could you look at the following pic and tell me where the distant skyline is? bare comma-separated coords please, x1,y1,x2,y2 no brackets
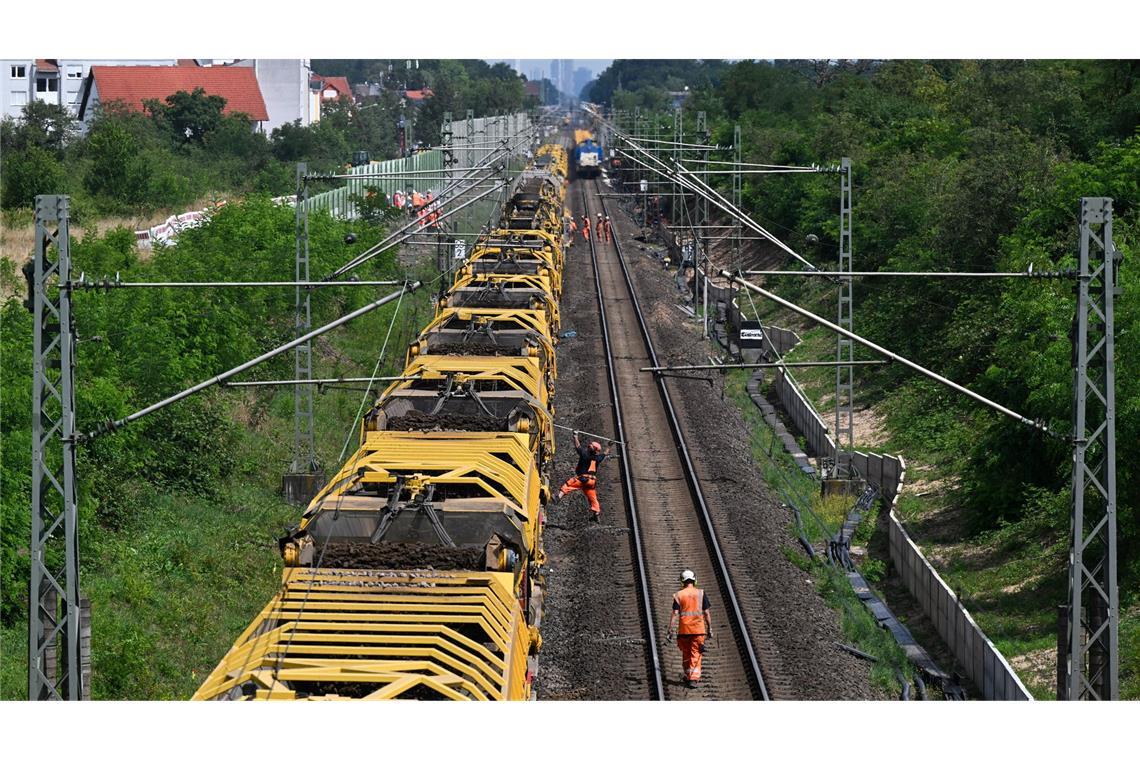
486,59,613,83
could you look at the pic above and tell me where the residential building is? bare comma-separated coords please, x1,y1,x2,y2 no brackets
2,58,177,120
308,72,352,121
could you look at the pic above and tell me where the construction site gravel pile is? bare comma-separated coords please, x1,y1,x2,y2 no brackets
386,409,508,432
608,204,881,699
319,541,486,571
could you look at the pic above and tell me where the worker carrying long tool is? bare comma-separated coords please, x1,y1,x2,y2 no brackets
667,569,713,689
554,430,613,523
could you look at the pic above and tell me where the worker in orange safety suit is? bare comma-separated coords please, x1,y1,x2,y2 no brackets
667,569,713,688
554,431,613,523
596,212,605,241
580,215,591,242
603,215,614,244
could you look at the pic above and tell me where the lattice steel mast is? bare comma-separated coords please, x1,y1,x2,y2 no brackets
30,195,86,700
834,157,854,477
285,163,320,504
1064,197,1119,700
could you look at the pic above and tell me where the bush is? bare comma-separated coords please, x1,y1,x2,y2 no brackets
1,145,69,208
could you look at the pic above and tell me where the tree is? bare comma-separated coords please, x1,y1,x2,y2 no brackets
270,119,319,162
0,145,68,208
84,118,149,207
0,100,76,156
145,88,227,145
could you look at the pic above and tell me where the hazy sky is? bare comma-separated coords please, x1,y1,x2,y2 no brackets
486,59,613,80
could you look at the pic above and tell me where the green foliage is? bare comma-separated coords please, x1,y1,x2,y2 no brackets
3,62,533,214
1,145,69,207
0,199,399,625
0,101,77,156
0,195,419,697
587,60,731,105
618,60,1140,689
664,59,1140,554
145,88,228,145
83,117,149,208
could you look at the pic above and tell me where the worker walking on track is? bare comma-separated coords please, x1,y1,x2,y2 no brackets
581,214,591,242
667,570,713,689
603,215,614,244
554,430,613,523
596,212,605,241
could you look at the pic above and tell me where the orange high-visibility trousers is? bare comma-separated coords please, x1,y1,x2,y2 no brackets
677,634,706,681
581,227,590,241
558,474,600,514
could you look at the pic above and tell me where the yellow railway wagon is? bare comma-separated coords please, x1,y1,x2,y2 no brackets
195,143,567,702
442,271,561,332
367,353,555,464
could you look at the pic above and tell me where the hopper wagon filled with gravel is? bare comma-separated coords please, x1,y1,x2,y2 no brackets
193,144,570,701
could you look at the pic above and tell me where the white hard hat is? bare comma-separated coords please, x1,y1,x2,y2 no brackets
680,569,696,583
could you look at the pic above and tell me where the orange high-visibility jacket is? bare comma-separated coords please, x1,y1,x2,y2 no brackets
673,585,707,635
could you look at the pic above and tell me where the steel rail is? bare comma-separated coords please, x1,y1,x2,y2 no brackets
580,181,665,701
592,180,770,700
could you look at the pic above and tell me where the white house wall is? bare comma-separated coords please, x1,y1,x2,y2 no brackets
1,59,176,120
233,58,311,133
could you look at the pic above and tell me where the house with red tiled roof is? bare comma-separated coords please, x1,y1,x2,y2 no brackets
402,88,433,102
78,65,269,130
311,73,351,101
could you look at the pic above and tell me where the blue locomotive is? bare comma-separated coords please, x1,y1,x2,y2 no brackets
573,132,604,178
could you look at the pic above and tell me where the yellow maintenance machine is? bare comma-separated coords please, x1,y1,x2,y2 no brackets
193,144,569,701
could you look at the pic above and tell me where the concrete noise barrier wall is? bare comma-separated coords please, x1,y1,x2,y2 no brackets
752,322,1032,700
888,513,1032,700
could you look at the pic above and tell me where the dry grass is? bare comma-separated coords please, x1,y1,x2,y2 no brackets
1009,646,1057,696
1,198,228,266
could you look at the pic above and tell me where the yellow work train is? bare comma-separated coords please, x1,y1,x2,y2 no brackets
193,143,570,701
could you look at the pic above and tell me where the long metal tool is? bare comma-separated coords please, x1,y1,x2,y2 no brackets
551,422,626,446
84,283,420,439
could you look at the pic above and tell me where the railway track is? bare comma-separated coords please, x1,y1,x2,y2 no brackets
580,178,769,700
